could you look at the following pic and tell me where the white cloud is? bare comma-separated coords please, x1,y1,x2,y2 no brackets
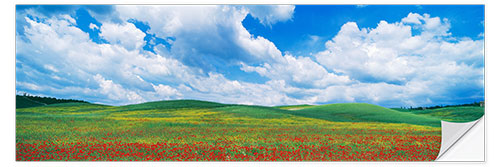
308,35,320,43
93,74,145,102
178,73,318,106
245,5,295,26
16,8,483,107
315,83,404,104
152,84,182,100
241,54,352,88
99,22,146,51
114,5,291,64
235,30,284,63
115,6,226,39
315,21,415,82
315,13,482,83
16,11,312,106
61,14,76,25
16,81,43,91
17,15,191,104
43,64,59,73
89,23,98,30
313,13,483,106
402,13,451,37
401,13,424,24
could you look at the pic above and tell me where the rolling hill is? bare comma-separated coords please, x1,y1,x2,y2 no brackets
392,106,484,122
276,103,442,127
16,97,484,127
16,95,88,109
16,99,445,161
119,99,229,110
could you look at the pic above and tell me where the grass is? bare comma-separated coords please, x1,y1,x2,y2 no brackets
274,104,314,110
392,106,484,122
216,105,293,119
16,95,88,108
15,99,482,161
277,103,442,127
119,99,229,111
16,95,46,108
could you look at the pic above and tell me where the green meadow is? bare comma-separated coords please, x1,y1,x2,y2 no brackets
15,97,483,161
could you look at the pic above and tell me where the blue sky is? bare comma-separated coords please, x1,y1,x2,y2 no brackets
15,5,484,107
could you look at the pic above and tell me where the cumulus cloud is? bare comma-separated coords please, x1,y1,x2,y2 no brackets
152,84,181,98
61,14,76,25
114,5,290,66
100,22,146,50
401,13,424,24
89,23,98,30
315,21,415,83
15,6,483,107
314,13,483,106
245,5,295,26
179,73,318,106
15,8,312,106
93,74,144,102
241,54,352,88
17,14,191,104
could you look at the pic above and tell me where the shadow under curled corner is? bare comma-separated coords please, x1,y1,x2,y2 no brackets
435,116,485,161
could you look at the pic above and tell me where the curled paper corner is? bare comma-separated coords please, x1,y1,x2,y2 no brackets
435,116,485,161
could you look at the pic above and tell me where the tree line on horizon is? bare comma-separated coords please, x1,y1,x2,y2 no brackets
400,101,484,111
16,93,483,110
16,93,88,109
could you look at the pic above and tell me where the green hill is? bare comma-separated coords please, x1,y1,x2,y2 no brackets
16,95,88,109
17,102,111,114
277,103,442,127
118,99,229,111
392,106,484,122
120,101,441,126
18,97,484,127
16,95,46,108
215,105,293,119
274,104,314,110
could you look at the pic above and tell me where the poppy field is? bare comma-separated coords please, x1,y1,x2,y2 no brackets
15,100,448,161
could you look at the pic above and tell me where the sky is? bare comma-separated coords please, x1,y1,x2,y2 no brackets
15,5,484,107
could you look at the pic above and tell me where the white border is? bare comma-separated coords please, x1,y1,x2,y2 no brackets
3,0,498,166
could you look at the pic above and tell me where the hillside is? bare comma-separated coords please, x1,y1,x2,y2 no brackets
276,103,442,127
17,97,485,127
118,99,229,110
87,100,444,127
392,106,484,122
16,99,443,161
16,95,88,109
274,104,314,110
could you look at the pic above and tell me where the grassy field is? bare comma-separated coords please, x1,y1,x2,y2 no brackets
392,106,484,122
16,95,88,109
276,103,442,127
15,99,482,161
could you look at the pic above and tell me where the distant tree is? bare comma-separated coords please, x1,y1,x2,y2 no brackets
404,101,482,111
16,94,88,107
